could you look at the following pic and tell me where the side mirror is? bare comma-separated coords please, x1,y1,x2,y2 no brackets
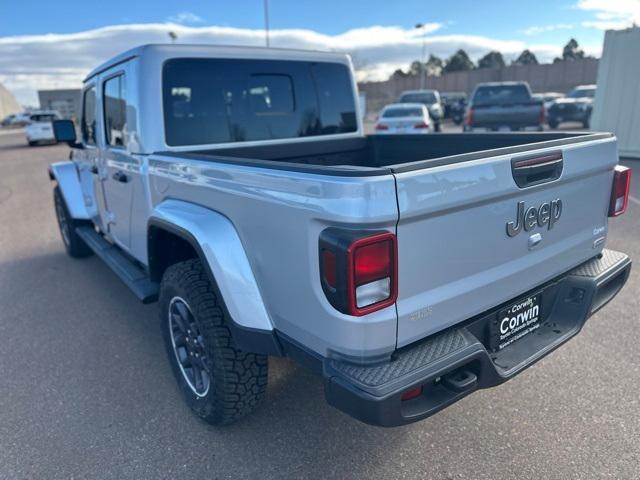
53,119,83,149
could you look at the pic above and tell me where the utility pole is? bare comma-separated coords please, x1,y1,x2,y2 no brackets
415,23,427,90
264,0,270,47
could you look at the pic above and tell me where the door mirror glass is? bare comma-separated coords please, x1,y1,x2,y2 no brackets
53,119,81,148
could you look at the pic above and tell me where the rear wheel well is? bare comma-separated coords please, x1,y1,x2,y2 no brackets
148,226,199,282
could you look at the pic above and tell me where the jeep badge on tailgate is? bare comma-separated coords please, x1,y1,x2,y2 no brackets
506,199,562,237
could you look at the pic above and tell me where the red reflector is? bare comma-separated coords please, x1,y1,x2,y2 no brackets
375,123,388,130
609,165,631,217
322,249,337,288
414,122,429,129
354,240,392,286
401,386,422,401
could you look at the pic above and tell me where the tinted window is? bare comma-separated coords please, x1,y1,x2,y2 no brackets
400,92,437,104
162,59,357,146
311,63,357,134
30,114,56,122
248,75,294,114
81,87,97,146
472,85,531,105
103,75,127,147
568,88,595,98
382,107,423,118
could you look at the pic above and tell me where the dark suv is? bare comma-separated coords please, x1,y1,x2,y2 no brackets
548,85,596,129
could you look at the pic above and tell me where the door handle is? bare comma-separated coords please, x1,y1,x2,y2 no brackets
112,171,129,183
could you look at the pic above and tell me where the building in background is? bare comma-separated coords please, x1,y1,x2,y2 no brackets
38,89,82,121
591,27,640,159
0,82,21,119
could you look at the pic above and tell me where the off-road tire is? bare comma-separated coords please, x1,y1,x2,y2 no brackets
159,259,268,425
53,186,93,258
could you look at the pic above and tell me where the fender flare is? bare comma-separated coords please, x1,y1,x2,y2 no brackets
148,199,282,355
48,161,90,220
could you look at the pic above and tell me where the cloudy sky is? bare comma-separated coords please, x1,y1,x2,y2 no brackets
1,0,638,106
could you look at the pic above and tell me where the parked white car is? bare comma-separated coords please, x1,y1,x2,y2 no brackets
26,111,61,146
375,103,433,134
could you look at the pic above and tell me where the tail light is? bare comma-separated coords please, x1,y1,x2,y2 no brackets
465,108,474,126
609,165,631,217
375,123,389,131
414,122,429,129
320,229,398,316
539,105,546,125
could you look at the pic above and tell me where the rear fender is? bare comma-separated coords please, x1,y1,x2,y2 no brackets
48,161,90,220
148,199,280,354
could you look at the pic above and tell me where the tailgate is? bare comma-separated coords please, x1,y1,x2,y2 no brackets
474,104,540,127
393,136,618,347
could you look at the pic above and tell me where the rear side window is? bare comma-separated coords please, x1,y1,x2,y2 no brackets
81,87,97,146
473,85,531,105
162,59,357,146
103,74,127,147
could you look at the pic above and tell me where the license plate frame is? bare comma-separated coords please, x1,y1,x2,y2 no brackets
489,293,543,351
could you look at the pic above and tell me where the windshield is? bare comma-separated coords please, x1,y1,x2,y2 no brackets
382,107,423,118
30,114,56,122
400,92,437,104
162,58,357,147
472,85,531,105
568,88,595,98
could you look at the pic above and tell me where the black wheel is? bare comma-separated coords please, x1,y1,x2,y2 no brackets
434,122,441,132
53,186,93,258
28,140,36,147
548,119,559,129
582,118,590,129
160,259,268,425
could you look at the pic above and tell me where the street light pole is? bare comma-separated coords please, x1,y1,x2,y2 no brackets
415,23,426,90
264,0,270,47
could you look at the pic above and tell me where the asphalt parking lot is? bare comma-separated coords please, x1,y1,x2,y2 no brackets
0,130,639,480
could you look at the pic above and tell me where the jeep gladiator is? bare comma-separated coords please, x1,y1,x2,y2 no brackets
49,44,631,427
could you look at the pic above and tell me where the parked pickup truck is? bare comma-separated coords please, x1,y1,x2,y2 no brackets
50,44,631,427
464,81,545,132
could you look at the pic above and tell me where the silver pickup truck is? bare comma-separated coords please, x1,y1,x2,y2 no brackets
49,44,631,427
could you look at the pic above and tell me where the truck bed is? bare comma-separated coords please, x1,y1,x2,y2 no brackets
161,132,613,174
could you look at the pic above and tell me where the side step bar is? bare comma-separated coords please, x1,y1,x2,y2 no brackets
75,226,159,303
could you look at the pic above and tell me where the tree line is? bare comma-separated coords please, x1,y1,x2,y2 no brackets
391,38,590,79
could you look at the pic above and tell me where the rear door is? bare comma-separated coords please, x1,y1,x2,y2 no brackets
99,64,136,251
393,137,618,347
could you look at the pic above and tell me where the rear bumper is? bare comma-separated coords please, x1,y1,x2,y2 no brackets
464,123,542,132
323,249,631,427
548,108,590,122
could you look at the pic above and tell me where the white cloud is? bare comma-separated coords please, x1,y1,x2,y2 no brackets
0,22,582,105
523,24,575,36
577,0,640,29
166,12,205,25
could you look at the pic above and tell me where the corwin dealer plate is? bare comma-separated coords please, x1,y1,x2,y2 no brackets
489,294,542,351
